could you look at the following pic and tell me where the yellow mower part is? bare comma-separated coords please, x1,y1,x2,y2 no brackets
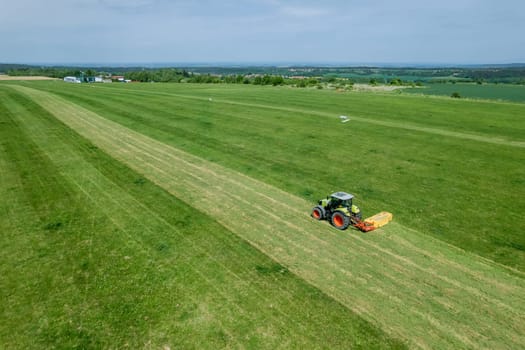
364,211,393,229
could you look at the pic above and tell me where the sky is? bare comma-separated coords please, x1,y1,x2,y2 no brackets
1,0,524,65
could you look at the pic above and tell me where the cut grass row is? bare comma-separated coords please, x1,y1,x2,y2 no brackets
0,86,404,348
11,84,525,349
19,81,525,271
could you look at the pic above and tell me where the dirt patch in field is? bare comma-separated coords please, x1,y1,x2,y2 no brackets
0,75,57,81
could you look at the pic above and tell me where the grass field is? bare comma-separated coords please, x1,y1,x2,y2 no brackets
1,81,524,348
403,82,525,102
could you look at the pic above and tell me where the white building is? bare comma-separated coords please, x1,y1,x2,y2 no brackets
64,76,81,83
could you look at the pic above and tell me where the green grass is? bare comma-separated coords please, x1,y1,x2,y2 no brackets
1,81,525,348
403,82,525,102
16,81,525,271
0,86,405,348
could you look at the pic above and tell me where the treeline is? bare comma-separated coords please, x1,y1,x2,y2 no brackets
1,64,330,86
3,66,84,78
126,69,291,85
2,63,525,85
125,69,188,82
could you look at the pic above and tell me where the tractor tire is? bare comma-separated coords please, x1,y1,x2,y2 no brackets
311,205,326,220
331,211,350,230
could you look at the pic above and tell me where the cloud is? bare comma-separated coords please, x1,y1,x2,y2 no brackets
0,0,524,63
279,6,331,18
100,0,154,6
97,0,161,11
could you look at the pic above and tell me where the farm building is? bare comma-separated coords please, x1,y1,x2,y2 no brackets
63,76,81,83
111,75,125,82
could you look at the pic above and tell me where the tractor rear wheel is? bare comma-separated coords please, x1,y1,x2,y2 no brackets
311,205,326,220
331,211,350,230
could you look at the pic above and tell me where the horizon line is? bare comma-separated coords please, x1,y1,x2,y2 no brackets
2,61,525,69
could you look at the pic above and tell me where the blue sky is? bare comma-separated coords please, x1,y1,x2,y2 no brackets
1,0,524,64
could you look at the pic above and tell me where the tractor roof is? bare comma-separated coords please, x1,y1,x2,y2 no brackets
331,192,354,200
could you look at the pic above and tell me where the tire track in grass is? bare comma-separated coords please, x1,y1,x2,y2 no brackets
13,85,525,349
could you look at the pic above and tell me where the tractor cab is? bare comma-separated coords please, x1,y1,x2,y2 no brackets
327,192,354,210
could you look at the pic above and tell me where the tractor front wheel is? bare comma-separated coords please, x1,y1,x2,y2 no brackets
331,211,350,230
311,205,326,220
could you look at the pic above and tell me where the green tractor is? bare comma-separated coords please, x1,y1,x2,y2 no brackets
311,192,362,230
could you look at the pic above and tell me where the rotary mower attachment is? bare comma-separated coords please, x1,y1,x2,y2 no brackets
353,211,393,232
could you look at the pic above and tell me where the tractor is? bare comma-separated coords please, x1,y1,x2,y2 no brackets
311,192,393,232
311,192,362,230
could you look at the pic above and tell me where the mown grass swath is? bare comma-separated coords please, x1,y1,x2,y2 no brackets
0,86,405,348
6,84,525,349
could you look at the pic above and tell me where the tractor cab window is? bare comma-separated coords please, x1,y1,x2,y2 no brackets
340,199,352,208
329,198,341,208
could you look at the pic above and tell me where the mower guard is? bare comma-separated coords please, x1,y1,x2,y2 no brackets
353,211,393,232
